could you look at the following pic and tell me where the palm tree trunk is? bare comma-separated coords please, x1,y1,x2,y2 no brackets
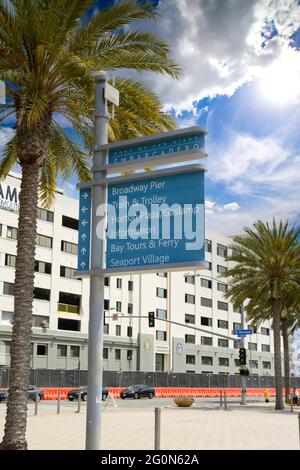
281,320,291,405
0,161,40,450
272,299,284,409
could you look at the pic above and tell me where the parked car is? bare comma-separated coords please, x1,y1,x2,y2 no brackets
120,384,155,399
67,386,108,401
0,385,44,402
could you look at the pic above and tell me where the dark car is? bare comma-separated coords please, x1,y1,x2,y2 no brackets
120,384,155,399
67,387,108,401
0,385,44,402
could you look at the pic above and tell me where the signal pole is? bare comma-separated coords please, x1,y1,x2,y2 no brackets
240,303,247,405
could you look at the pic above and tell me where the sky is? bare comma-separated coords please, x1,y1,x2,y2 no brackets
1,0,300,237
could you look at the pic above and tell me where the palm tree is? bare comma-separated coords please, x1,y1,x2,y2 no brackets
0,0,180,449
224,219,300,410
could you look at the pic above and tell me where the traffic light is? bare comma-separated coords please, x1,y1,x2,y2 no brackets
239,347,246,366
148,311,155,328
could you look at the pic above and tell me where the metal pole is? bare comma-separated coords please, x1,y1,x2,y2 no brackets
220,390,223,407
224,391,227,410
85,71,108,450
76,392,81,413
240,303,246,405
291,393,294,412
154,408,161,450
34,392,38,415
57,391,61,414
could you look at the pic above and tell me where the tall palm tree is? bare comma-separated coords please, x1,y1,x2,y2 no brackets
224,219,300,410
0,0,180,449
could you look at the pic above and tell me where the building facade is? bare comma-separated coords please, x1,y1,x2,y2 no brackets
0,173,275,376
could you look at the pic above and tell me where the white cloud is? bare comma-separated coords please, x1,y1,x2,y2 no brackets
135,0,300,113
223,202,240,212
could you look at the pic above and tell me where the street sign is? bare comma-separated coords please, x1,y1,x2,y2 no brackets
233,329,253,337
106,168,205,273
78,188,91,272
104,82,120,106
108,127,206,165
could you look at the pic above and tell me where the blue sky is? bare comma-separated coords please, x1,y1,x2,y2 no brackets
1,0,300,236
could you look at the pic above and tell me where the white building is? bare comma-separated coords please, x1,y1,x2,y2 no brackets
0,173,275,375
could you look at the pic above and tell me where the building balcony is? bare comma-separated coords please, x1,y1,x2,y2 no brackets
57,303,80,315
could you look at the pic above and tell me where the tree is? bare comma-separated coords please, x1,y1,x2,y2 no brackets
0,0,180,449
224,219,300,410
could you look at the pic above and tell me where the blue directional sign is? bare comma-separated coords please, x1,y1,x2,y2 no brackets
106,169,205,272
233,329,253,337
78,188,91,272
109,128,205,165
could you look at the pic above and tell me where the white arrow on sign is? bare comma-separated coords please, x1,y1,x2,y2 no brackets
81,233,87,241
80,261,86,269
81,247,87,254
82,192,88,200
81,206,88,213
81,219,88,227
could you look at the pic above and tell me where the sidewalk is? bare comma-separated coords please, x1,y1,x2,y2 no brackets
1,403,299,450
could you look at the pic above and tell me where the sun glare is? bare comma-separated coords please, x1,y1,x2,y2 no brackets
259,50,300,105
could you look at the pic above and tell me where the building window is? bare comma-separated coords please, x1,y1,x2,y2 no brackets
156,330,167,341
156,308,167,320
128,280,133,291
261,327,270,336
32,315,49,328
104,299,110,310
5,254,16,268
249,360,258,369
115,349,121,361
218,338,229,348
185,334,195,344
70,346,80,358
57,345,67,358
201,278,212,289
219,357,229,367
249,343,257,351
186,355,196,365
217,319,228,329
185,293,195,304
218,301,228,311
7,226,18,239
60,266,77,278
128,303,133,314
217,244,228,257
1,311,13,325
0,224,2,236
116,278,122,289
202,356,213,366
157,287,167,298
201,336,212,346
217,282,228,293
104,323,109,335
185,314,195,324
116,301,122,312
61,240,77,255
201,316,212,327
3,282,14,296
37,207,54,222
233,340,240,349
201,297,212,308
205,261,212,271
37,344,48,356
233,322,242,330
205,239,212,253
157,272,167,277
57,318,80,331
127,350,133,360
116,325,121,336
36,233,52,249
185,275,195,284
127,326,132,337
234,359,240,367
263,361,271,369
217,265,226,274
104,277,110,286
262,344,270,352
33,287,51,301
233,305,242,313
35,260,52,275
62,215,78,230
103,348,108,360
